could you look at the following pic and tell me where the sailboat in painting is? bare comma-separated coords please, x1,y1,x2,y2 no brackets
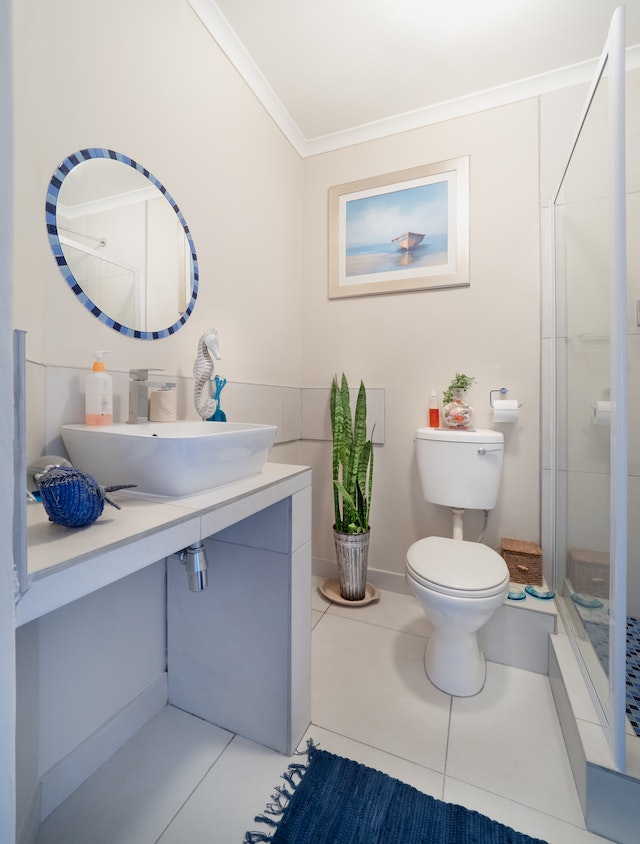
391,231,425,251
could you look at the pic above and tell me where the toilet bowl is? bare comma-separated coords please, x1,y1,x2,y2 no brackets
407,536,509,696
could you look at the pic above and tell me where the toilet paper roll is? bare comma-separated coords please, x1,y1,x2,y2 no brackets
592,400,611,426
493,399,519,424
149,389,177,422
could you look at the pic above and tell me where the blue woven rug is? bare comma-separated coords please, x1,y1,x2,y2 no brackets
244,742,548,843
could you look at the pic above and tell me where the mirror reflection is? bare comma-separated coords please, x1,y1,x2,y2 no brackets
46,149,198,339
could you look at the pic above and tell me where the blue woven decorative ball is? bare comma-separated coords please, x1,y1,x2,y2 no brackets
37,465,124,528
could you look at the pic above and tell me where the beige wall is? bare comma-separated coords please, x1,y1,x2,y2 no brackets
13,0,303,386
301,100,542,576
13,0,543,583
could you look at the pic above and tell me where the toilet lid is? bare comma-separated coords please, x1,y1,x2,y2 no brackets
407,536,509,597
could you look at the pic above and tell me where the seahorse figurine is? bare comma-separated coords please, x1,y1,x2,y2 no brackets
193,328,221,419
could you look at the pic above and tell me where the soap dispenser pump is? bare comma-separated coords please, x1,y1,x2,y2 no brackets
85,351,113,425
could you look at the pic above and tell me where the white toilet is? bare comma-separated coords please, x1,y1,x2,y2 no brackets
406,427,509,697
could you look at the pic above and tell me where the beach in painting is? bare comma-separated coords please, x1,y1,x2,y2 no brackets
346,232,448,277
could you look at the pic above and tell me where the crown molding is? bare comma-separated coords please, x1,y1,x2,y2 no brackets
188,2,640,159
187,0,308,155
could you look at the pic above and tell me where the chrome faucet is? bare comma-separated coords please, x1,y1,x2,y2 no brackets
128,369,175,423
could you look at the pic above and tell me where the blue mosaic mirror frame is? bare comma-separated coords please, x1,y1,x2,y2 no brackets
46,148,199,340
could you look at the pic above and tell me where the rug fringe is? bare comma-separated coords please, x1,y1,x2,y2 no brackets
243,739,318,843
244,833,272,843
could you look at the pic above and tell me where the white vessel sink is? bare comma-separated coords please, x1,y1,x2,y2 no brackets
61,421,278,497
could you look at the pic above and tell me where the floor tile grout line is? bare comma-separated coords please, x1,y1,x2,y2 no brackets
322,606,430,640
154,732,237,843
442,772,591,833
441,692,454,800
306,722,447,780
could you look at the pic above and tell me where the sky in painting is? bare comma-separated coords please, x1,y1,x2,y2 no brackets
346,179,448,247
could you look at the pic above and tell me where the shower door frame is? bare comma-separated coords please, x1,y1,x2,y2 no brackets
551,4,628,771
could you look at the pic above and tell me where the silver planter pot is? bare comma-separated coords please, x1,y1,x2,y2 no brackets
333,528,370,601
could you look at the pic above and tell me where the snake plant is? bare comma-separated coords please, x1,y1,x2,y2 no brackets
330,374,374,535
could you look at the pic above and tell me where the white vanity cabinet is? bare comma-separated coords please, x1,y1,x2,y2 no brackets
168,492,311,754
16,464,312,835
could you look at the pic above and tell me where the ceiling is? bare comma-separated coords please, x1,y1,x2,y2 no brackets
188,0,640,155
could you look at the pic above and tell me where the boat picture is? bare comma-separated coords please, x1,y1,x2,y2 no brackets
391,231,425,251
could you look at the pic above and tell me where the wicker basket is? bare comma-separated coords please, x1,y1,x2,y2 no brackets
501,538,543,585
567,547,610,598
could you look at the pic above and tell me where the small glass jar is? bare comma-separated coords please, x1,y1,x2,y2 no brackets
442,390,475,429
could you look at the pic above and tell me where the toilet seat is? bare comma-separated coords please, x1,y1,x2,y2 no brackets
407,536,509,598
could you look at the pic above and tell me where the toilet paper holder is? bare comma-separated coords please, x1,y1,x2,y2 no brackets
489,387,523,408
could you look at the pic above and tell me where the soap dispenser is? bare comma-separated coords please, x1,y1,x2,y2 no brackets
85,351,113,425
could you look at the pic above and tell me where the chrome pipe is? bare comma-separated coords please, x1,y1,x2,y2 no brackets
179,542,209,591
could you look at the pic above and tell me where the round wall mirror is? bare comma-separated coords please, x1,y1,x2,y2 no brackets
46,148,199,339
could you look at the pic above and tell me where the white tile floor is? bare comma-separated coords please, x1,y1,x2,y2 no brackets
37,580,616,844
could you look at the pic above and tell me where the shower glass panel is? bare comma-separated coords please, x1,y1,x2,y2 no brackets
555,66,612,720
553,6,628,770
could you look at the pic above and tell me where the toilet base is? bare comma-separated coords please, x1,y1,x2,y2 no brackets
424,630,486,697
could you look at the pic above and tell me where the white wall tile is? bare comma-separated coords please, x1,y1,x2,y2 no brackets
281,386,302,442
301,386,385,444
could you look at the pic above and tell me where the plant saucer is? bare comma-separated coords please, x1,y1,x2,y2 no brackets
319,579,380,607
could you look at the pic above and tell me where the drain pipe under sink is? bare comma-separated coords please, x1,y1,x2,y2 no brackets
179,542,209,591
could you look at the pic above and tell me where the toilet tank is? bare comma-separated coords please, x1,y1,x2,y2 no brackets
415,427,504,510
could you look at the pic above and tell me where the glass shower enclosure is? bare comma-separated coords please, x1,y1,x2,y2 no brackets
553,6,631,770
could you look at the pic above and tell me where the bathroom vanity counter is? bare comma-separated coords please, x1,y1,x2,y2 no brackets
18,462,311,626
16,460,312,824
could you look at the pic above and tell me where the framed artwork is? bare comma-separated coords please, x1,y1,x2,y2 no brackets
328,156,469,299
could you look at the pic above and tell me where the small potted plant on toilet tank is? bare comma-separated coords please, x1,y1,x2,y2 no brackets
329,374,374,601
442,372,476,429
